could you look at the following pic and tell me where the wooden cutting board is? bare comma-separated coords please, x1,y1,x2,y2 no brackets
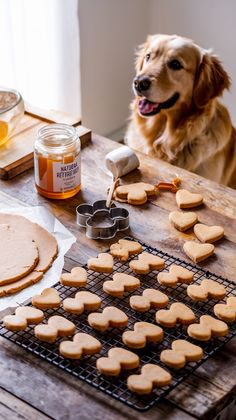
0,104,91,180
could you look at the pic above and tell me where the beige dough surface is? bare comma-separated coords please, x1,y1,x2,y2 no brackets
0,271,43,297
0,214,58,272
0,225,39,285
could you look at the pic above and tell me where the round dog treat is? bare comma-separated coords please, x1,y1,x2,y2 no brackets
59,333,102,359
87,253,114,273
88,306,128,332
122,322,163,349
103,273,140,298
160,339,203,369
176,189,203,209
130,289,169,312
169,211,198,232
0,271,43,297
183,241,214,263
63,291,101,314
156,302,196,327
32,288,61,309
187,315,228,341
214,297,236,322
127,364,172,394
194,223,224,243
0,214,58,273
110,239,142,261
157,264,194,287
187,279,226,301
96,347,139,376
0,224,39,285
60,267,87,287
129,252,165,274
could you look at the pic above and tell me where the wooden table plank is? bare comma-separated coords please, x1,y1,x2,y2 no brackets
0,133,236,419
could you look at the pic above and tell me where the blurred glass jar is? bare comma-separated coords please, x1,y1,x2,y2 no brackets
0,88,25,147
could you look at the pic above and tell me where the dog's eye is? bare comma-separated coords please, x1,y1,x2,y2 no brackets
168,59,183,70
145,53,151,62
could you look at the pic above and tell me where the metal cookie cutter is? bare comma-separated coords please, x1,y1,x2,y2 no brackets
76,200,129,240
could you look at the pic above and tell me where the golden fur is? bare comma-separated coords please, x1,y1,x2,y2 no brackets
126,34,236,188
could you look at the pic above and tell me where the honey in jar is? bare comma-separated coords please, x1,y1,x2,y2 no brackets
34,124,81,199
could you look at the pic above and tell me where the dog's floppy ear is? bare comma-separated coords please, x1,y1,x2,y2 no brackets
193,52,231,108
135,35,152,73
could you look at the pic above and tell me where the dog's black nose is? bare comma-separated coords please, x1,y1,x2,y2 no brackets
134,76,151,92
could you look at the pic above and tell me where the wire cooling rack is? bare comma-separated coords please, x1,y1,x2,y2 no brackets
1,237,236,412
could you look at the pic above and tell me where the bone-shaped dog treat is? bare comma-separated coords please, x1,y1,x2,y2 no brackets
103,273,140,297
115,182,157,205
88,306,128,332
63,291,101,315
122,321,163,349
110,239,142,261
187,279,226,301
157,264,194,287
96,347,139,376
130,288,169,312
160,339,204,369
129,252,165,274
60,267,87,287
214,297,236,322
187,315,228,341
3,306,44,332
34,315,76,343
59,333,102,359
87,253,114,273
32,288,61,310
156,302,196,327
176,189,203,209
169,210,198,232
127,364,172,394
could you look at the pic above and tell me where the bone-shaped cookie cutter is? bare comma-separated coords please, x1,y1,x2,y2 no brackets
76,200,129,239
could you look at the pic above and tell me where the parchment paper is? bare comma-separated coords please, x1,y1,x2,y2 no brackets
0,205,76,313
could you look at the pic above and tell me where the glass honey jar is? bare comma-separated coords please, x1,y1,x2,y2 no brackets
34,124,81,199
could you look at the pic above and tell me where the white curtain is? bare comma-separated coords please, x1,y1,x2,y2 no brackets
0,0,81,117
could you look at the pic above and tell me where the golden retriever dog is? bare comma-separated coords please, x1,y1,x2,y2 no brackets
126,34,236,188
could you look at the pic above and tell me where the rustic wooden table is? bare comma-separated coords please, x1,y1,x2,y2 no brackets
0,132,236,420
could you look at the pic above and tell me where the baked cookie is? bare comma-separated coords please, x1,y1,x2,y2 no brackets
160,339,203,369
187,315,228,341
60,267,87,287
3,306,44,332
59,333,102,359
130,288,169,312
35,315,76,343
32,288,61,309
103,273,140,297
156,302,196,327
96,347,139,376
176,189,203,209
122,322,163,349
114,182,158,205
214,297,236,322
183,241,214,263
63,291,101,314
194,224,224,243
110,239,142,261
88,306,128,332
129,252,165,274
157,264,194,287
87,253,114,273
169,211,198,232
187,279,226,301
127,364,172,394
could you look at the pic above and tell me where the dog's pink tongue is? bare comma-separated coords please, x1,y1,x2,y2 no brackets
138,98,158,114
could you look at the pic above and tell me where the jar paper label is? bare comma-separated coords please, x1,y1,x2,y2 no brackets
52,155,81,193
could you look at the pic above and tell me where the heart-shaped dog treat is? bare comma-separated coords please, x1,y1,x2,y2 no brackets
127,364,172,394
96,347,139,376
63,291,101,314
214,297,236,322
130,289,169,312
183,241,214,263
187,315,228,341
169,211,198,232
194,224,224,243
157,264,194,287
160,339,203,369
176,189,203,209
110,239,142,261
60,267,87,287
103,273,140,297
35,315,76,343
59,333,102,359
187,279,226,301
87,253,114,273
129,252,165,274
32,288,61,309
156,302,196,327
115,182,157,205
3,306,44,332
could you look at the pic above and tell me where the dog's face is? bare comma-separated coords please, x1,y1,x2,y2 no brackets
134,34,230,117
